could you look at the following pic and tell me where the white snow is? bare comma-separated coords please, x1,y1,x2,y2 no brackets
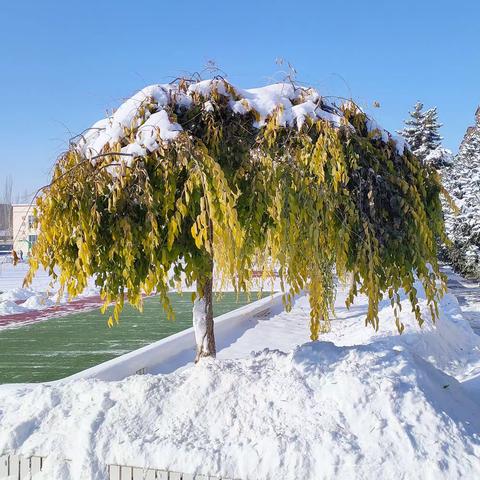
425,146,453,167
21,293,55,310
391,133,409,155
192,295,208,355
365,117,389,142
0,262,99,321
0,300,28,315
75,79,408,164
1,281,480,479
0,286,36,302
136,110,182,149
3,340,480,480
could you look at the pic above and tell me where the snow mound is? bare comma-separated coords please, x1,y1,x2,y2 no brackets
1,341,479,480
0,300,28,315
0,287,36,302
21,294,55,310
322,291,480,379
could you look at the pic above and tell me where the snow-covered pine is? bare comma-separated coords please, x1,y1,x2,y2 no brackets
26,78,448,358
398,102,443,165
397,102,426,157
425,146,454,169
421,107,443,159
441,107,480,279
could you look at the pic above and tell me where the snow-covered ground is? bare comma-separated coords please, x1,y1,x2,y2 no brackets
443,265,480,334
0,262,99,317
1,279,480,479
0,261,53,294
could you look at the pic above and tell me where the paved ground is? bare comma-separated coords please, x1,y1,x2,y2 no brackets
443,266,480,335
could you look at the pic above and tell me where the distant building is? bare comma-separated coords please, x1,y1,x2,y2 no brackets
0,203,13,255
12,204,39,256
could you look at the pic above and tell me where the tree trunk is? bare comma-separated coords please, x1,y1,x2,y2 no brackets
193,268,216,362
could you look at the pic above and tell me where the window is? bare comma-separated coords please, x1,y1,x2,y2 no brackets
28,215,35,229
28,235,38,250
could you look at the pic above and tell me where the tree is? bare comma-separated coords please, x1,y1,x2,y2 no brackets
422,107,443,154
397,102,425,157
398,102,443,164
441,108,480,278
424,147,453,169
25,79,448,360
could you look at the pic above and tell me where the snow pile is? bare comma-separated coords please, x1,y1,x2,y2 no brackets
76,79,405,162
212,286,480,384
0,287,56,316
0,300,28,315
21,293,55,310
1,278,480,479
319,290,480,379
1,339,479,480
0,286,36,302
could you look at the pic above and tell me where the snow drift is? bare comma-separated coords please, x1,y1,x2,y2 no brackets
1,282,480,479
1,340,480,479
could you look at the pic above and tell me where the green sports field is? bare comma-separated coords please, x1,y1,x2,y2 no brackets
0,292,265,384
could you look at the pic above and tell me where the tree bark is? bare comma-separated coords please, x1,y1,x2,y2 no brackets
193,266,216,362
193,204,215,362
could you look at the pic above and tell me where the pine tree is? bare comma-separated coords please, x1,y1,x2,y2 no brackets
422,107,443,153
397,102,426,157
398,102,444,165
441,108,480,279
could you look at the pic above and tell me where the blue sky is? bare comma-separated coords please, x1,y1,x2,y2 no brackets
1,0,479,198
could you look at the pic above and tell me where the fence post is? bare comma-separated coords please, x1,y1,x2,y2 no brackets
0,456,8,478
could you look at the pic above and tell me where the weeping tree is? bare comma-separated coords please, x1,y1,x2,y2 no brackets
25,78,448,361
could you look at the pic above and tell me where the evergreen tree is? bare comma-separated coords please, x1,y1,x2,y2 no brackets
422,107,443,153
441,109,480,279
424,147,453,169
397,102,425,157
398,102,443,165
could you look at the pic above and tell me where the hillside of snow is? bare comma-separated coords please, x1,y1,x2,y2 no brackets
1,282,480,479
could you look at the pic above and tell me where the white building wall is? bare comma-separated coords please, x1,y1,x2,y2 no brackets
12,204,39,256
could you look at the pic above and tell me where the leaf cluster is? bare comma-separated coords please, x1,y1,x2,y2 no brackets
27,80,447,337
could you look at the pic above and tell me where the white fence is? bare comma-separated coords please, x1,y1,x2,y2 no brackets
0,455,43,479
0,454,238,479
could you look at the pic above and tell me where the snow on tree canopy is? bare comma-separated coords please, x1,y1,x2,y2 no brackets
27,77,447,345
75,79,406,164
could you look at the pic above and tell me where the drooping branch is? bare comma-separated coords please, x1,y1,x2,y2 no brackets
25,77,447,341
